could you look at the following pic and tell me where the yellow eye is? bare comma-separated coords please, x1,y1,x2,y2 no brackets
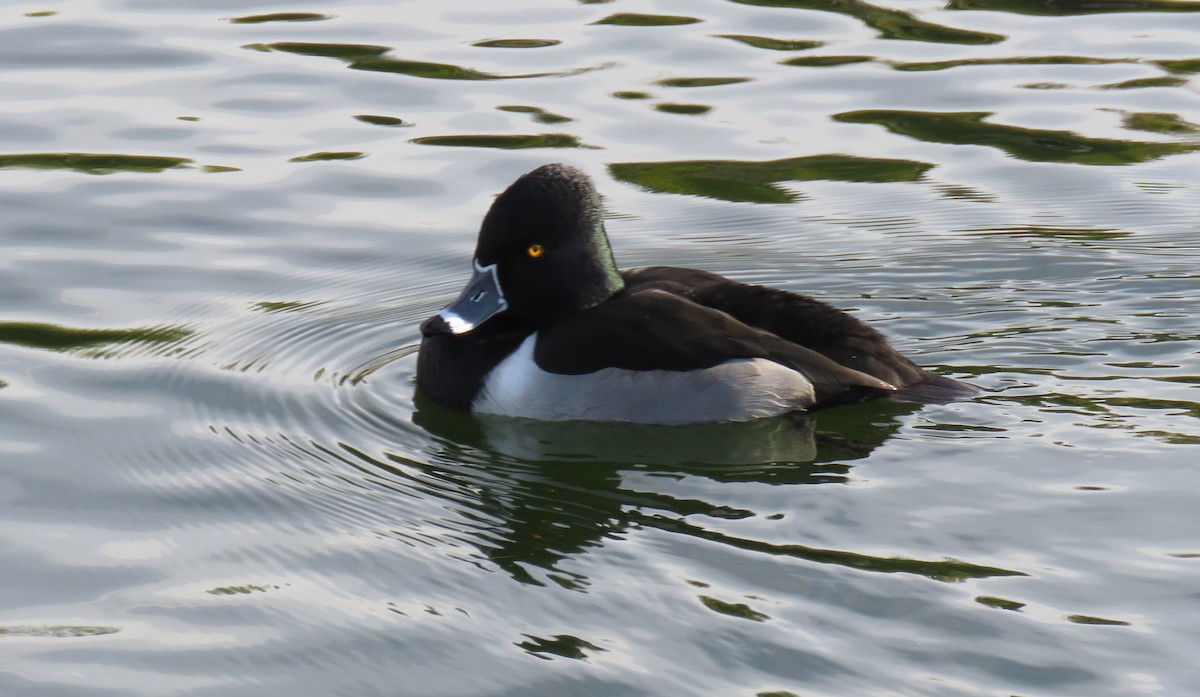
527,244,544,258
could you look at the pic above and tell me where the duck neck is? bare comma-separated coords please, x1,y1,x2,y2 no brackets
580,223,625,308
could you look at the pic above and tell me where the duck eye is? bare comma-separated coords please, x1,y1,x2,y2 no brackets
526,243,544,258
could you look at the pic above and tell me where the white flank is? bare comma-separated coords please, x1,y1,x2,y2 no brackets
473,334,816,424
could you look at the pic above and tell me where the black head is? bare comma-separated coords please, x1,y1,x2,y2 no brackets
422,164,625,336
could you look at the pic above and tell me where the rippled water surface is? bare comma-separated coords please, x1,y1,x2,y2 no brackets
2,0,1199,695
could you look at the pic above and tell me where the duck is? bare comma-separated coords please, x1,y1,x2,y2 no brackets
418,163,974,424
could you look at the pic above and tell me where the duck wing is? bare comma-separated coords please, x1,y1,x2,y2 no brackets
534,288,895,409
622,266,975,402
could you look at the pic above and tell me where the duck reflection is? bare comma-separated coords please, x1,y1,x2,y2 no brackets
413,391,921,466
406,396,937,587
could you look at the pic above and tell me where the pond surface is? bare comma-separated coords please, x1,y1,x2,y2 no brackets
2,0,1199,695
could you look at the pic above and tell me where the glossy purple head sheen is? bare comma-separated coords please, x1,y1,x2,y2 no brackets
471,164,625,328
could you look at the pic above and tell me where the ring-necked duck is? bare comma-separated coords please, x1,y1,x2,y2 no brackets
418,164,974,424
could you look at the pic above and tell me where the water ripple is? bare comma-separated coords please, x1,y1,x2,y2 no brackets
252,42,603,81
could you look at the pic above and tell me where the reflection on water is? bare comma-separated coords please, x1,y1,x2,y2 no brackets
289,150,365,162
782,55,874,67
891,55,1135,71
655,76,753,88
964,225,1131,240
1102,75,1191,89
834,110,1200,165
1122,112,1200,134
471,413,822,466
252,42,597,81
716,34,825,51
946,0,1200,14
409,396,1022,588
228,13,332,24
637,514,1026,582
0,625,120,638
654,103,713,115
610,156,932,203
728,0,1006,44
411,134,587,149
1157,58,1200,73
591,13,703,26
471,39,562,49
0,153,191,174
413,391,931,470
0,321,191,354
352,114,411,127
497,105,574,124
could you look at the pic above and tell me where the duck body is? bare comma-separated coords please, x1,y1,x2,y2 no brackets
418,164,973,424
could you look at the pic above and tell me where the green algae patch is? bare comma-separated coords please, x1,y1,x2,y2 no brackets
472,39,561,48
892,55,1130,71
833,110,1200,165
947,0,1200,14
289,151,365,162
727,0,1005,45
229,12,331,23
1156,59,1200,73
656,76,751,88
207,583,285,595
497,105,574,124
716,34,824,51
1066,614,1131,626
638,512,1027,582
609,155,933,203
782,55,874,67
1121,112,1200,135
516,634,606,661
1101,76,1190,89
591,13,702,26
411,134,587,150
699,596,770,622
353,114,411,127
963,225,1131,241
252,300,324,314
0,153,191,175
254,42,574,81
654,103,712,115
976,595,1026,611
0,322,192,352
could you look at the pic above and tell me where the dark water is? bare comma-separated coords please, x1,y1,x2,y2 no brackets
2,1,1199,695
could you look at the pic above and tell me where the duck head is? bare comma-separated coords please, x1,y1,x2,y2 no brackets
421,164,625,336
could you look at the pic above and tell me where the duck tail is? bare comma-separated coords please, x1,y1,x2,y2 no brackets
891,371,978,404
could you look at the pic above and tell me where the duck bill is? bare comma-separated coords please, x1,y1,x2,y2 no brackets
425,260,508,335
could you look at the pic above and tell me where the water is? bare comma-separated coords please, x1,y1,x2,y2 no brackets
2,0,1199,695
